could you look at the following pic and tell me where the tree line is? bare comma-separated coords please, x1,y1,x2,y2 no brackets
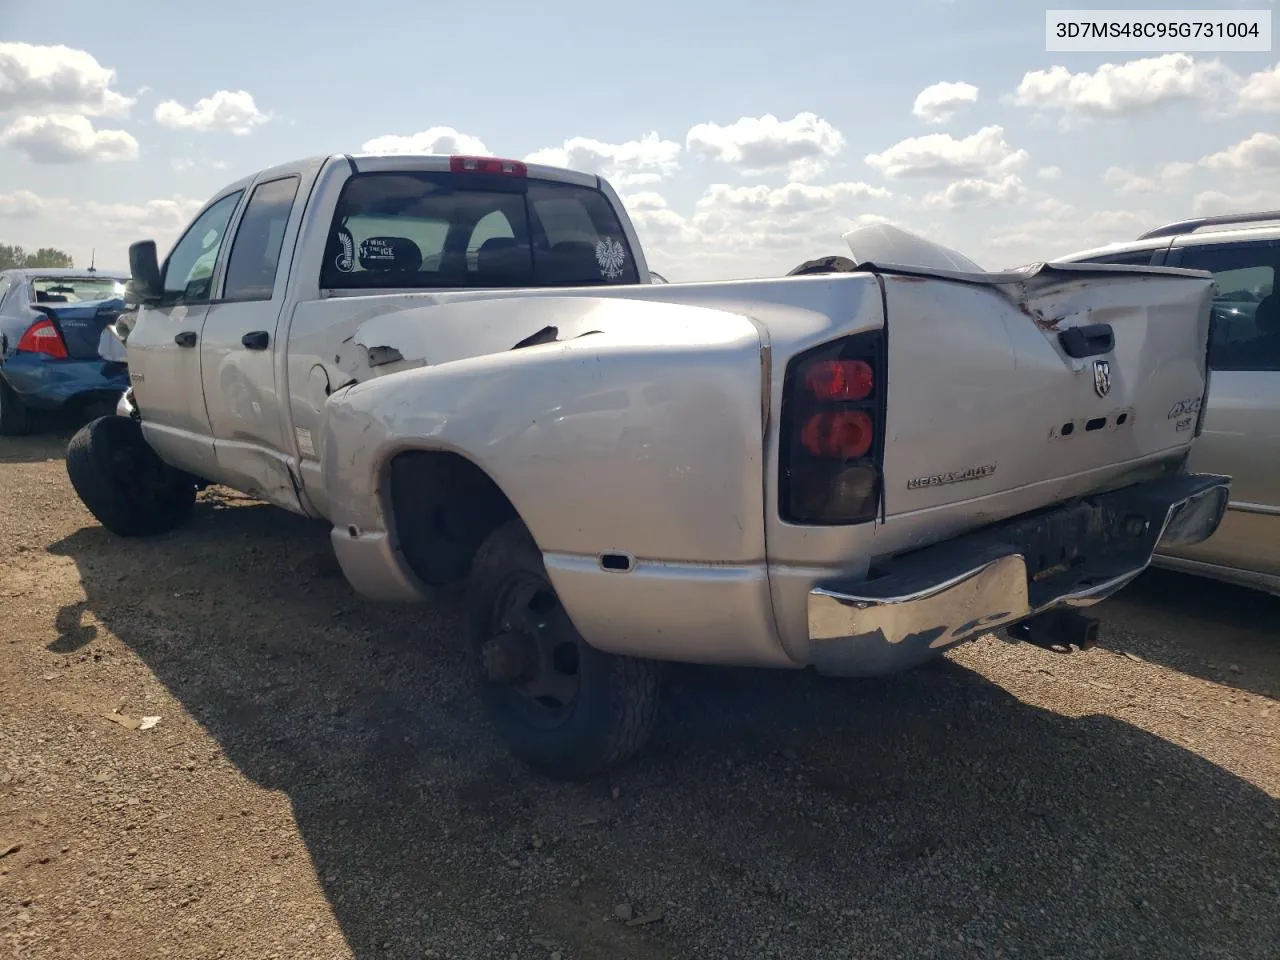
0,244,75,270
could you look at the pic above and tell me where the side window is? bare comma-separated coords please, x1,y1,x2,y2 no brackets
0,277,12,310
1176,242,1280,372
162,191,244,305
222,176,301,302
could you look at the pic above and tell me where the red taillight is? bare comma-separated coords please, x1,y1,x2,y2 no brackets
781,332,884,525
801,410,874,459
16,319,68,359
450,155,527,177
804,359,874,402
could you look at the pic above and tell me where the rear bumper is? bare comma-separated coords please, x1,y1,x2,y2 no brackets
806,472,1231,676
0,354,130,410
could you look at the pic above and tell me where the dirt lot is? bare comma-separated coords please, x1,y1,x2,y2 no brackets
1,425,1277,960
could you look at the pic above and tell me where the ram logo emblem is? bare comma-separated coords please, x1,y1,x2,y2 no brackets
1092,359,1111,398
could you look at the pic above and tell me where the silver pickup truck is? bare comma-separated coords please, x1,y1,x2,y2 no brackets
68,152,1230,780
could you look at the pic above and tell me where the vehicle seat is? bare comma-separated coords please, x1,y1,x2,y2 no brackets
1254,292,1278,335
36,291,68,303
542,240,602,285
475,237,532,283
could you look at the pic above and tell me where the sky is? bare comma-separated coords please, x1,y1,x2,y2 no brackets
1,0,1277,280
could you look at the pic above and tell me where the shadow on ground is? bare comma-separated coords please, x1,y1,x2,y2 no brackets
1095,566,1280,700
48,501,1280,960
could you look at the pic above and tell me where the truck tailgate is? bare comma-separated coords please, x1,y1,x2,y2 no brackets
873,262,1214,520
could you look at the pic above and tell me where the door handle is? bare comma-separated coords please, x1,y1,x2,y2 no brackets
1058,323,1115,359
174,331,198,348
241,330,270,351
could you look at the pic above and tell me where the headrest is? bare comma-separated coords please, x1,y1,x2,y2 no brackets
550,240,596,257
1255,293,1279,335
476,237,531,280
358,236,422,273
541,239,603,283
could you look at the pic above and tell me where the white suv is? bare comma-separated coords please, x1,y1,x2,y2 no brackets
1059,210,1280,596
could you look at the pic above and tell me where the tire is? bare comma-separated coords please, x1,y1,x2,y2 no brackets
466,519,661,780
0,376,33,436
66,415,197,537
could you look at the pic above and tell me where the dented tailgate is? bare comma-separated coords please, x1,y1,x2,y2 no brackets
869,261,1214,519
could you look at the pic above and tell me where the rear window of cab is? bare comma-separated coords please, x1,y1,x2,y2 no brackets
320,171,639,289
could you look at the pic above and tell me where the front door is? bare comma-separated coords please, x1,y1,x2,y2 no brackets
200,173,305,510
1165,238,1280,582
126,189,245,479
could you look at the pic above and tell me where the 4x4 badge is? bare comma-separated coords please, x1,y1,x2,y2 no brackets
1093,359,1111,398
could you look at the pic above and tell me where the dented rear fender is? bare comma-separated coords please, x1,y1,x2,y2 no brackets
319,298,772,569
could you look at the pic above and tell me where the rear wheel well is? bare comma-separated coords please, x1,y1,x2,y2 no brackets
388,450,519,587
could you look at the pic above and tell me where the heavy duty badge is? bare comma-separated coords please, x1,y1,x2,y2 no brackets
907,463,997,490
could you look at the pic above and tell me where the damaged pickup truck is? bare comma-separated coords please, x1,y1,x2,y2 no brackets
67,152,1230,779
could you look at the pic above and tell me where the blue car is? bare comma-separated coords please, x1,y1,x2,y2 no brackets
0,268,132,435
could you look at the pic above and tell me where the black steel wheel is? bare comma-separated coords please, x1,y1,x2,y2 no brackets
466,519,660,780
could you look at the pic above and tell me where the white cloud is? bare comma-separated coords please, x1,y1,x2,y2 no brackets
621,191,701,246
0,188,206,268
85,196,207,237
1239,64,1280,112
985,209,1154,265
1102,162,1195,194
0,188,201,234
923,174,1029,209
618,178,899,281
912,81,979,124
1013,55,1280,123
172,156,231,173
0,114,137,163
1013,54,1239,120
1036,166,1062,180
685,112,845,180
0,188,45,218
0,42,133,117
153,90,269,135
1191,187,1280,217
525,131,680,185
1199,132,1280,173
360,125,490,156
695,180,889,216
865,125,1027,180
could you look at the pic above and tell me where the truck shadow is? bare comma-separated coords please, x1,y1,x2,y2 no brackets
1095,567,1280,701
48,502,1280,960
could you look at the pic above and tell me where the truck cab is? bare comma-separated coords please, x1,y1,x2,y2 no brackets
122,154,650,515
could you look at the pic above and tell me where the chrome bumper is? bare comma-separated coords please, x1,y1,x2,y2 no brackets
806,473,1230,676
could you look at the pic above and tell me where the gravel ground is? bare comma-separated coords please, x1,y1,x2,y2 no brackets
1,426,1277,960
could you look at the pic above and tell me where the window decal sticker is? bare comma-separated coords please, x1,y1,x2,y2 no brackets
334,229,355,273
595,237,626,280
360,238,397,263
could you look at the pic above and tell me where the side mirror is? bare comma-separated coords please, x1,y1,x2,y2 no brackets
128,240,163,304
